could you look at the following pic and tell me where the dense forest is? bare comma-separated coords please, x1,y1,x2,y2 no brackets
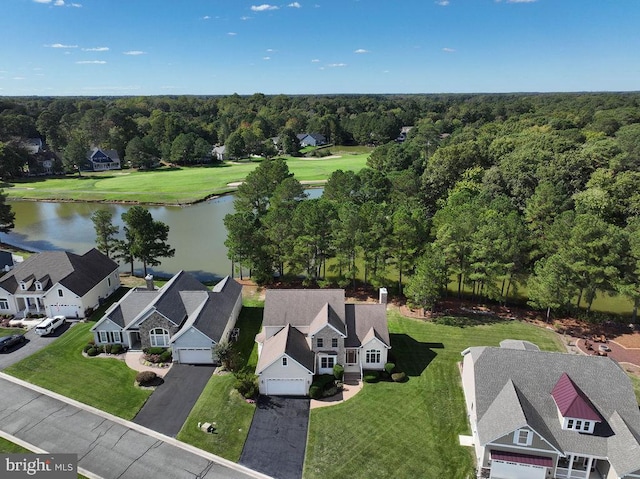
1,92,640,320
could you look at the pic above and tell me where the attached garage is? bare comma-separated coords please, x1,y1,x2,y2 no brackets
265,378,307,396
490,451,551,479
175,348,213,364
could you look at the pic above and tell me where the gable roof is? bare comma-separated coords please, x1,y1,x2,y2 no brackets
344,303,390,348
263,289,346,329
146,270,209,326
469,346,640,473
551,372,601,421
0,248,118,297
256,324,315,375
94,288,159,329
88,147,120,163
309,303,346,337
477,379,528,444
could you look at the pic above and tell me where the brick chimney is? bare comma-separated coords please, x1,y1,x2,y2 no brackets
145,274,154,291
379,287,388,305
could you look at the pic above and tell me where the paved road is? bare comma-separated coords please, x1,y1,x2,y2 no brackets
239,396,310,479
133,363,216,436
0,321,73,370
0,374,269,479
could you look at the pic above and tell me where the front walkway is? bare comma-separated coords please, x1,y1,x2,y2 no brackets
310,373,363,409
124,351,172,378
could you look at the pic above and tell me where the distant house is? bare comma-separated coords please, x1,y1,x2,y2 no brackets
255,288,390,396
461,341,640,479
91,272,242,364
22,138,43,155
395,126,413,142
0,251,14,273
86,147,121,171
0,249,120,319
212,145,227,161
297,133,327,147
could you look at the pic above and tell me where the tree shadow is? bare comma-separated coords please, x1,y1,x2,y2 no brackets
431,315,502,328
234,306,264,373
390,333,444,377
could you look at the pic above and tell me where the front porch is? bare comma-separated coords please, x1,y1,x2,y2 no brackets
555,455,607,479
15,295,45,318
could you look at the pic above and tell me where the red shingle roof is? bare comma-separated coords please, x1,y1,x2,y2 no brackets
491,450,553,467
551,372,601,421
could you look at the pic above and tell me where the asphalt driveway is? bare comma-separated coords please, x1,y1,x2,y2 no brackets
239,395,310,479
0,321,73,370
133,363,215,437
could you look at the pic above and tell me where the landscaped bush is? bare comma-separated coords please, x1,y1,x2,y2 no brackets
309,385,322,399
111,344,124,354
363,370,379,383
145,346,167,355
384,362,396,375
234,372,258,399
159,350,172,363
136,370,157,386
83,343,94,353
391,372,407,383
313,374,336,390
88,338,95,345
86,347,98,357
103,343,112,354
333,363,344,381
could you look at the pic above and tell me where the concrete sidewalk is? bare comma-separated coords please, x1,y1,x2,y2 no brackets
0,373,271,479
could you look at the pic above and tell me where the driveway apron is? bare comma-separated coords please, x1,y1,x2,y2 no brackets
239,395,310,479
133,363,215,436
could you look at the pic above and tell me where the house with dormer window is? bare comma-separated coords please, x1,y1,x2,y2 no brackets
461,340,640,479
255,289,390,396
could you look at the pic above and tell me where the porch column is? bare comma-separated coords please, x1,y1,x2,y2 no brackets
585,457,593,477
567,455,574,478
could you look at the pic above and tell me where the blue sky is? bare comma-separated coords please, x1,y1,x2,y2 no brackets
1,0,639,96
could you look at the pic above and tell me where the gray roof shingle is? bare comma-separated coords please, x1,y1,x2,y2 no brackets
344,304,390,348
263,289,346,328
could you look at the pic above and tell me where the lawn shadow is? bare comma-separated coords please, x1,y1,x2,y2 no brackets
390,333,444,377
432,314,502,328
234,306,264,373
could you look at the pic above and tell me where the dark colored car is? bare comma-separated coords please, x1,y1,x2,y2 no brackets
0,334,25,352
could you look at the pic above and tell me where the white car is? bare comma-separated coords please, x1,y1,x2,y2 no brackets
34,315,66,336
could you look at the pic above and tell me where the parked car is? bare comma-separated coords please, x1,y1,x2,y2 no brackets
34,315,66,336
0,334,25,352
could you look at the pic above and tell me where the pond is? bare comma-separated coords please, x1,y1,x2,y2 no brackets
4,188,323,282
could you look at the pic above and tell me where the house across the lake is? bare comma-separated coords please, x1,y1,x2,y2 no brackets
91,271,242,364
86,147,121,171
461,341,640,479
0,249,120,319
255,288,390,396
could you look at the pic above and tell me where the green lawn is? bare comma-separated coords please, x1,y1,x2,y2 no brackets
5,153,369,204
176,301,263,461
0,327,25,337
304,311,564,479
4,321,151,420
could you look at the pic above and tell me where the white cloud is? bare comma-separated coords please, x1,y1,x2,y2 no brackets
241,16,251,20
69,3,82,6
12,77,26,80
263,56,271,60
266,48,275,52
327,63,347,68
288,2,301,7
311,59,320,63
33,0,51,3
251,4,279,11
203,15,211,20
228,32,237,36
354,48,369,54
54,0,64,5
123,50,146,55
436,0,449,5
82,46,109,52
442,47,456,53
76,60,106,64
45,43,78,48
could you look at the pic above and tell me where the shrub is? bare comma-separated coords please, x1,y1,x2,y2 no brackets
136,370,157,386
86,347,98,357
104,344,112,354
323,385,339,397
83,343,94,353
214,341,237,371
234,373,259,399
145,354,161,364
384,362,396,375
314,374,335,390
146,346,166,355
309,385,322,399
391,372,407,383
111,344,124,355
333,364,344,381
88,338,95,345
363,371,379,383
159,350,172,363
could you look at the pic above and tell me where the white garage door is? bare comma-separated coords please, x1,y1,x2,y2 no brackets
52,305,77,318
490,461,546,479
266,378,307,396
176,348,212,364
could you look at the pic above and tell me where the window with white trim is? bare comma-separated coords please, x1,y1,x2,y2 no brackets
149,328,170,347
35,282,42,291
20,282,26,291
365,349,381,363
0,299,8,310
316,338,323,348
98,330,123,344
58,289,64,297
320,356,335,369
346,349,357,364
331,338,338,348
282,357,288,366
513,428,533,446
